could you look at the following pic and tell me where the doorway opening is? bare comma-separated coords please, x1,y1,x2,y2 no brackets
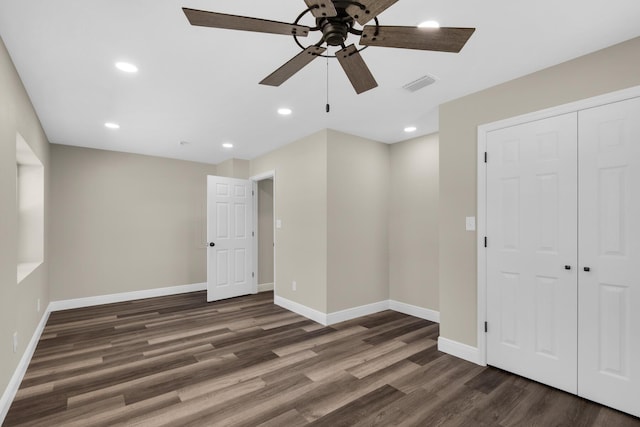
251,171,276,297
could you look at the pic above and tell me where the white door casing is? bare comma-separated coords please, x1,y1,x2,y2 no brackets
207,176,254,302
577,97,640,417
486,113,578,394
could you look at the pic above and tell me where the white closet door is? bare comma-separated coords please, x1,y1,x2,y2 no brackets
578,96,640,417
486,113,578,393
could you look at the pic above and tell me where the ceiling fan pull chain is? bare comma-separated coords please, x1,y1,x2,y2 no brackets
326,54,330,113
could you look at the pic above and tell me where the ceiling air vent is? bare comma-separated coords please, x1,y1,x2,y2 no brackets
403,74,437,92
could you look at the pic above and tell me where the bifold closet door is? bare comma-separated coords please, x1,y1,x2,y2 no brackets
486,113,578,394
577,96,640,417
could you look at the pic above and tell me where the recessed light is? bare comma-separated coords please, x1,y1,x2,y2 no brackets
277,108,292,116
222,143,234,149
404,126,417,133
115,62,138,73
418,20,440,28
104,122,120,129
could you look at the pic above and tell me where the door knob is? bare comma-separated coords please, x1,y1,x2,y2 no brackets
209,242,215,247
583,266,590,272
564,265,571,270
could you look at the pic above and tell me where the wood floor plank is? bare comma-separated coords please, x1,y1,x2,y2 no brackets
350,387,437,427
296,360,421,422
347,339,435,379
256,408,309,427
307,384,406,427
4,290,639,426
175,374,316,427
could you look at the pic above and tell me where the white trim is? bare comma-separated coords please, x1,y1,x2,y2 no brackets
250,170,276,182
477,85,640,367
273,296,442,327
0,309,50,424
258,282,274,292
274,295,328,325
389,300,440,323
326,300,389,325
250,170,276,298
438,336,483,365
48,283,206,312
251,179,259,295
477,120,488,365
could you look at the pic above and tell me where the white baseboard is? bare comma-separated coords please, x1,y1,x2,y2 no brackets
273,296,441,328
257,282,274,293
437,336,483,365
389,300,440,323
274,295,328,325
0,309,50,425
48,283,206,312
326,300,390,325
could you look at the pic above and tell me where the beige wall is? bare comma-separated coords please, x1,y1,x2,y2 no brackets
216,158,250,179
389,133,439,310
258,179,274,285
0,37,50,401
439,36,640,347
326,130,389,312
250,127,443,315
250,130,328,312
50,145,216,300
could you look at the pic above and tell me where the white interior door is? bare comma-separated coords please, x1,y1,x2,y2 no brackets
207,175,254,302
486,113,578,393
577,96,640,417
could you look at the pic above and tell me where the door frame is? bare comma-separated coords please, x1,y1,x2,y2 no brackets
250,170,276,296
476,84,640,366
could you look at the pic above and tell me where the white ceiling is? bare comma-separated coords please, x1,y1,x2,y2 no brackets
1,1,640,165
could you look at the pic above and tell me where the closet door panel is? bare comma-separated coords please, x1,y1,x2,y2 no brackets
486,112,578,393
578,96,640,417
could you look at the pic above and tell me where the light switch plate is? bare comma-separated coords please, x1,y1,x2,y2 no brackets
465,216,476,231
276,219,282,229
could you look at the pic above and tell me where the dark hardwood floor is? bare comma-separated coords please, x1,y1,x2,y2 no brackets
4,291,639,426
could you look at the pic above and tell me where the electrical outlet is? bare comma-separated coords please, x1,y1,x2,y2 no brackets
37,298,41,312
292,280,297,291
13,332,18,353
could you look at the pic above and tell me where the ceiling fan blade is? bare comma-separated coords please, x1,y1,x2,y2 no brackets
336,44,378,94
260,46,327,87
183,8,310,37
345,0,399,26
360,26,475,52
304,0,338,18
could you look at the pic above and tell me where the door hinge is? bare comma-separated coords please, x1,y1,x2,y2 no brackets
484,321,488,333
252,190,255,196
252,272,255,278
484,152,487,163
484,236,487,248
252,231,255,237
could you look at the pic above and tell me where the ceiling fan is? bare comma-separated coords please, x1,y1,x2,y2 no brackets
183,1,475,94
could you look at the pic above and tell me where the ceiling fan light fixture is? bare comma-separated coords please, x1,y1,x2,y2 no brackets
104,122,120,129
115,62,138,73
277,108,292,116
418,20,440,29
404,126,417,133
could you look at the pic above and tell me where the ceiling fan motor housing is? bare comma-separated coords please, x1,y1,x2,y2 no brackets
318,11,353,46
